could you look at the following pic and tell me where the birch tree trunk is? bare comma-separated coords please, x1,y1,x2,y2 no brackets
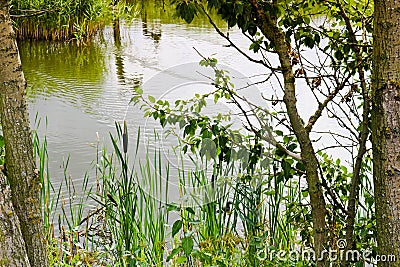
0,1,48,266
0,172,31,267
372,0,400,265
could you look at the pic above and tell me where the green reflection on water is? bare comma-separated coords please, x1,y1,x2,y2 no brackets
19,0,227,106
134,0,227,28
19,40,106,103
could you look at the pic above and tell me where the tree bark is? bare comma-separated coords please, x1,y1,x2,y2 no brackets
247,1,328,265
372,0,400,265
0,1,48,266
0,172,31,267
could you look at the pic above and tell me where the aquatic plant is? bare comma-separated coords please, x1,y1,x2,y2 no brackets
10,0,109,41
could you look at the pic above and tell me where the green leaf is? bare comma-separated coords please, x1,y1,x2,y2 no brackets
199,138,217,160
248,24,257,36
281,160,292,180
334,50,344,60
314,33,321,45
166,203,181,212
179,119,186,129
303,36,315,49
249,41,260,52
182,237,194,255
214,93,220,103
186,207,195,215
148,95,156,103
166,247,181,262
134,86,143,94
176,256,187,264
172,220,183,237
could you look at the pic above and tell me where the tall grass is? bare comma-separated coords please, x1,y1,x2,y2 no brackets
33,118,55,236
10,0,109,42
34,121,335,266
91,123,170,266
10,0,143,42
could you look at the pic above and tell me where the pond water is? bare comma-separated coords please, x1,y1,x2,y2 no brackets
19,12,265,193
19,5,339,204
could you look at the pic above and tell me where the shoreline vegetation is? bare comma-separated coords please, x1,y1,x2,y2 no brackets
33,118,374,266
10,0,110,41
10,0,227,42
37,122,312,266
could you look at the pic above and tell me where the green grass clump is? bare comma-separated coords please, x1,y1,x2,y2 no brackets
34,122,307,266
10,0,109,42
35,119,374,266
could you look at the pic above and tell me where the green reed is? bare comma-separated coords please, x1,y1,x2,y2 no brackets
93,123,170,266
10,0,109,42
33,118,55,235
33,119,315,266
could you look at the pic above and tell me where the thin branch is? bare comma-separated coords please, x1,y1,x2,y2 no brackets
199,4,273,69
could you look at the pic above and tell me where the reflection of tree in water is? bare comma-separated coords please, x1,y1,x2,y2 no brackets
141,12,162,43
113,18,121,48
112,20,143,88
140,0,162,44
115,52,143,90
112,1,145,87
113,17,126,84
131,74,143,89
112,0,126,84
115,54,126,84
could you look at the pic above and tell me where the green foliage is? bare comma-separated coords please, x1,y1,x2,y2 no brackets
165,0,376,265
10,0,109,41
173,0,200,23
38,116,375,266
10,0,227,42
132,51,376,265
171,0,373,73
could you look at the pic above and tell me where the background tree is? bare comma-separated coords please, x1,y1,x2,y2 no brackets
0,1,48,266
372,0,400,265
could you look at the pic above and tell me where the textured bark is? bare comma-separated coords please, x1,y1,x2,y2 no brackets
0,172,31,267
0,1,48,267
248,1,328,265
336,4,370,265
372,0,400,265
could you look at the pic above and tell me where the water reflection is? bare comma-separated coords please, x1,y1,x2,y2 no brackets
113,16,126,83
141,8,162,44
19,40,106,112
21,2,264,193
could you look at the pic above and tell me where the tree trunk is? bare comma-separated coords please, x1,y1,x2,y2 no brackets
0,1,48,266
372,0,400,265
247,1,328,265
0,172,31,267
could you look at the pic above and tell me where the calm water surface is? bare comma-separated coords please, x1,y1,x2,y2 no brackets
19,17,271,192
20,14,336,201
